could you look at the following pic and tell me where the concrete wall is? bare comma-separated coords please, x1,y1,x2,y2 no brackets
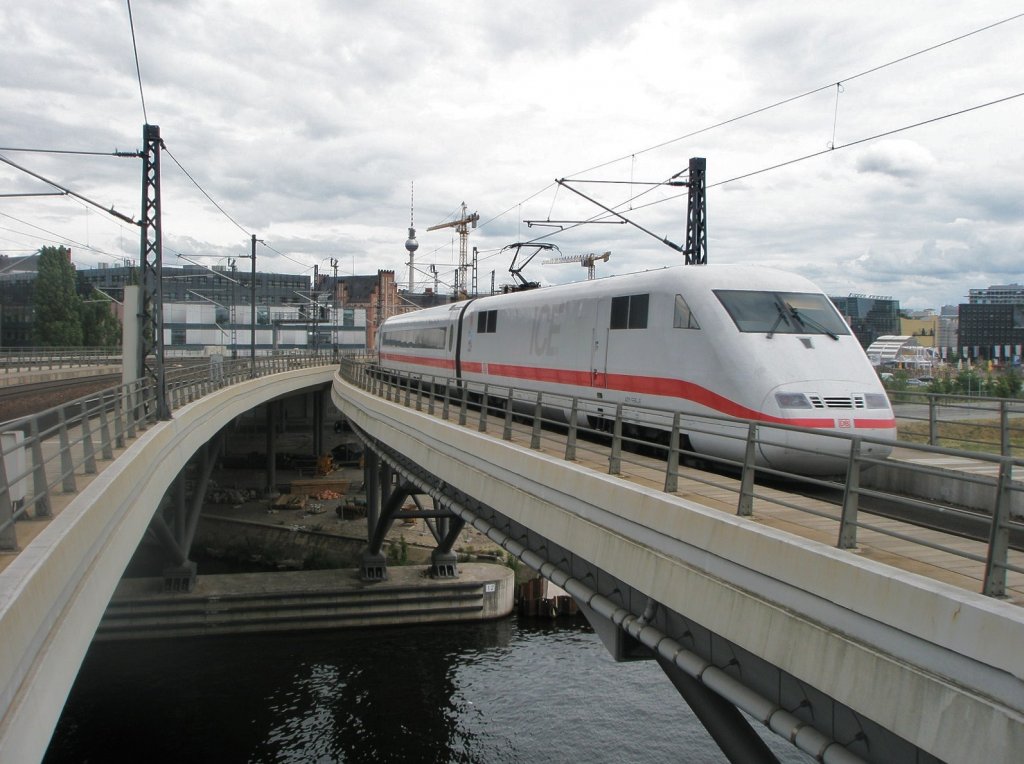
195,515,435,568
863,458,1023,518
96,564,513,640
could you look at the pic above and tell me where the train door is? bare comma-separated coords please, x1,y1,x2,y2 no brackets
591,299,610,388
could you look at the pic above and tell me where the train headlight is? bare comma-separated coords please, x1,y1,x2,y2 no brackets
864,393,890,409
774,392,812,409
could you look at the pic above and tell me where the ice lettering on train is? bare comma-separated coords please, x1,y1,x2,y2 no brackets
530,303,566,357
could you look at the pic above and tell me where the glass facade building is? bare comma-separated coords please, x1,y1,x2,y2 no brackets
827,294,901,349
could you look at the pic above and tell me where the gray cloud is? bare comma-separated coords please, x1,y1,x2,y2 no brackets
1,0,1020,308
855,141,935,180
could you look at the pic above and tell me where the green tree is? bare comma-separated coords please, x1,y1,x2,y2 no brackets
956,370,982,396
991,370,1022,399
79,289,122,346
32,246,82,346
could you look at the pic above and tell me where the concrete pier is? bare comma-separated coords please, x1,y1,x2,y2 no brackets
96,563,515,640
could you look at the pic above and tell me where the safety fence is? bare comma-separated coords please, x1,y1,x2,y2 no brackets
0,347,122,371
339,357,1024,599
0,353,336,555
889,390,1024,456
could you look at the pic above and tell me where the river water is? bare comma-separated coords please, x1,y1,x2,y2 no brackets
44,615,812,763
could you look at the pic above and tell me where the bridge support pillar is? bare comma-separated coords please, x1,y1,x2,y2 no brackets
162,560,197,593
429,550,459,579
147,433,223,593
265,400,278,497
364,449,380,535
311,389,323,459
357,436,470,581
360,552,388,581
654,654,779,764
361,449,388,581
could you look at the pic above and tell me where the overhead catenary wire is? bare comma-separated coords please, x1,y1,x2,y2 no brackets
125,0,149,125
9,11,1021,282
0,147,141,158
258,241,320,271
562,11,1024,181
476,12,1024,240
0,151,137,225
162,146,251,238
503,90,1024,256
2,8,310,273
0,211,127,261
160,147,312,270
0,143,302,276
715,90,1024,187
122,2,302,272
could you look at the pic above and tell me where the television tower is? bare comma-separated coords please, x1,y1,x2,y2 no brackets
405,182,419,292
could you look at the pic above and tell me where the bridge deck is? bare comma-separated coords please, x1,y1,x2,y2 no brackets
4,381,1021,604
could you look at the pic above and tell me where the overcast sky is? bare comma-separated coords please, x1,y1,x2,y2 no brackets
1,1,1021,309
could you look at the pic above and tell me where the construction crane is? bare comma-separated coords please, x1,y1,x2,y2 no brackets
427,201,479,296
542,251,611,280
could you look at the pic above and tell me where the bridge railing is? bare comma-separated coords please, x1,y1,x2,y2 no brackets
889,390,1024,456
339,357,1024,599
0,347,122,372
0,352,337,553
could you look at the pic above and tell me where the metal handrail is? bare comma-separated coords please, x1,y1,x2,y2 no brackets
339,358,1023,599
0,347,123,371
0,352,338,552
890,390,1024,456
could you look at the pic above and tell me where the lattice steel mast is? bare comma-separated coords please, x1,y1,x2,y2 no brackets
139,123,169,419
683,157,707,265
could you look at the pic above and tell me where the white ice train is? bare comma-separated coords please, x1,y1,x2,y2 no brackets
376,264,896,474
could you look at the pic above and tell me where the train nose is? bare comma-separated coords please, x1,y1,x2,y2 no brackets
756,385,892,475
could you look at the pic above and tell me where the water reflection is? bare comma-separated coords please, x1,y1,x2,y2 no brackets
46,616,807,763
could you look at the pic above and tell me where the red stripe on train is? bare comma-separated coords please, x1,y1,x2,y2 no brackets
380,352,454,370
381,355,896,430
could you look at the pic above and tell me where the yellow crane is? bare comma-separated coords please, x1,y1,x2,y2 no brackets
427,202,479,295
542,250,611,280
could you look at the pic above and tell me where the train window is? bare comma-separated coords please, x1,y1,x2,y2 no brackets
610,294,649,330
610,297,629,328
476,310,498,334
714,290,850,337
673,294,701,329
381,326,447,349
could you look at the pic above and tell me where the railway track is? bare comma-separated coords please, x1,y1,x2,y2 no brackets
778,476,1024,551
0,374,122,425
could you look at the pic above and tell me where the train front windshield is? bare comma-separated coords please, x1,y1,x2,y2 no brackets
714,290,850,337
